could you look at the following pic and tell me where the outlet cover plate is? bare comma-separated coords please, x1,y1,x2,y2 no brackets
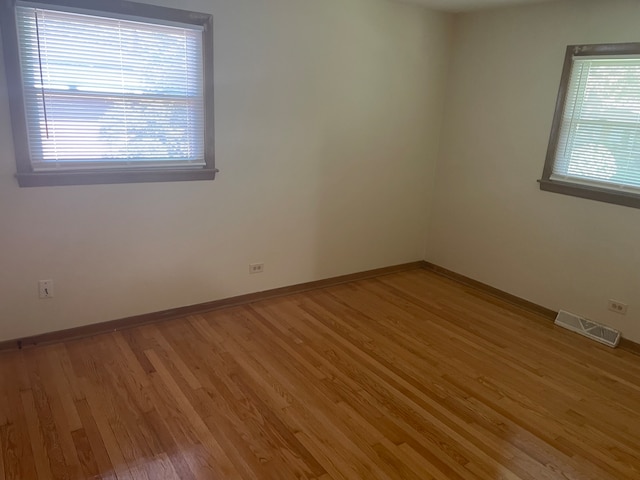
249,263,264,274
39,279,54,299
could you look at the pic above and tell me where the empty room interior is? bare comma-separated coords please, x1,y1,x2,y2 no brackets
1,0,640,478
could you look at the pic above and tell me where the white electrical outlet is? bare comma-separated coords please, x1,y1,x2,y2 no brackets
39,279,54,299
608,299,628,315
249,263,264,274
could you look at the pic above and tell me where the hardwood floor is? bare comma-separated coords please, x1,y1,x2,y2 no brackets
1,268,640,479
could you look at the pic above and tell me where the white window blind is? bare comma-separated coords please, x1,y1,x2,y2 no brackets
15,3,205,171
552,56,640,192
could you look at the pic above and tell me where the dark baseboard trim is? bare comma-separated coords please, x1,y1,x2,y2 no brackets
421,261,640,356
620,338,640,356
0,261,424,352
421,262,557,319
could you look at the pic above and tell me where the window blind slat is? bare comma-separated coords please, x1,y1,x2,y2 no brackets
16,5,205,170
553,55,640,190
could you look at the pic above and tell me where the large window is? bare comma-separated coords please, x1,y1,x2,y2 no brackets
540,43,640,208
0,0,215,187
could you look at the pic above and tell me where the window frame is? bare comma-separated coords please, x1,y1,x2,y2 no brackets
0,0,216,187
539,43,640,209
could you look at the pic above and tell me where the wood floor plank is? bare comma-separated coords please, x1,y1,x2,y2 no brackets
20,389,54,479
25,347,85,479
253,303,497,479
79,376,138,480
208,311,389,479
0,354,38,480
159,319,323,479
73,398,118,480
145,348,244,479
43,346,83,432
1,268,640,479
0,414,33,478
67,341,135,480
0,431,4,480
271,297,519,477
141,408,197,480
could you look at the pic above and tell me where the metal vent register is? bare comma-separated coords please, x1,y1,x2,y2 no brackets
554,310,621,348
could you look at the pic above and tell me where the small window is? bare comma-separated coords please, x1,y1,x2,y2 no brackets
0,0,215,187
540,43,640,208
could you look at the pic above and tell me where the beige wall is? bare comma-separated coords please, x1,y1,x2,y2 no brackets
8,0,636,347
0,0,451,341
428,0,640,343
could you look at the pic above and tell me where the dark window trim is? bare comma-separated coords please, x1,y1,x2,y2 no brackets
0,0,216,187
540,42,640,208
538,178,640,209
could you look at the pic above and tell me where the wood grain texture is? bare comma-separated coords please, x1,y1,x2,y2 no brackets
1,268,639,479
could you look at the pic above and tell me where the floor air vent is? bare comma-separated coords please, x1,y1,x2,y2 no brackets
554,310,621,348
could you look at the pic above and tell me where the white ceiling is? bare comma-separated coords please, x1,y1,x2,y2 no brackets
399,0,561,12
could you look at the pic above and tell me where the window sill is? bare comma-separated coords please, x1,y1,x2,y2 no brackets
538,178,640,209
16,168,218,187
